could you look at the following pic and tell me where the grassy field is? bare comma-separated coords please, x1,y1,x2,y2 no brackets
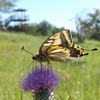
0,31,100,100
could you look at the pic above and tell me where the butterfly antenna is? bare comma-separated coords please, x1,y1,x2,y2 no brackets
21,46,34,56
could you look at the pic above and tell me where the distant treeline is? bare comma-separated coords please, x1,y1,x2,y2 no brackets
26,20,65,36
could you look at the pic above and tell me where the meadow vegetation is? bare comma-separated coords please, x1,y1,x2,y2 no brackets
0,31,100,100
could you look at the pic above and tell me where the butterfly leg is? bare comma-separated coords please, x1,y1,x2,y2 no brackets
47,62,52,69
40,62,43,66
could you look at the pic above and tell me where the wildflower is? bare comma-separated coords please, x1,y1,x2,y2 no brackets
19,66,60,100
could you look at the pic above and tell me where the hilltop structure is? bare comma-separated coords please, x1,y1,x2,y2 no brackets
4,8,29,32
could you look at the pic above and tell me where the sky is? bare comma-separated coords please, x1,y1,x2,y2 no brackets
2,0,100,31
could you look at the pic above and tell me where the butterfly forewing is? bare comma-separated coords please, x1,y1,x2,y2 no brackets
39,30,72,54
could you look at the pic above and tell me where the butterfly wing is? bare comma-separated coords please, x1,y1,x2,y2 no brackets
37,29,74,62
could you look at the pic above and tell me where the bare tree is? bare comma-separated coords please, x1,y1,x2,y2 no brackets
75,8,100,41
75,9,87,42
0,0,20,13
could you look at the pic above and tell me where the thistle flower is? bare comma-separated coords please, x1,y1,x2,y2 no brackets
19,66,60,100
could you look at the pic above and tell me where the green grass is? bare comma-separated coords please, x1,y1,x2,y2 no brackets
0,31,100,100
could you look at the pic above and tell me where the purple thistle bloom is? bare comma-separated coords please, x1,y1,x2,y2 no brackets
20,66,60,94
